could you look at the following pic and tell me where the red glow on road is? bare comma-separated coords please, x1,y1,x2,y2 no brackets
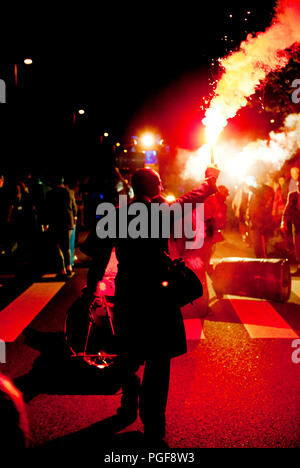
228,297,299,339
0,282,65,342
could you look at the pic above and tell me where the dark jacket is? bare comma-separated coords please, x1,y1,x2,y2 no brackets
248,184,274,234
45,186,77,231
85,180,216,361
282,190,300,233
273,185,287,220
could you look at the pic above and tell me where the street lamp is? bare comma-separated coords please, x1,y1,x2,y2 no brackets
14,59,33,87
140,133,155,149
73,108,85,124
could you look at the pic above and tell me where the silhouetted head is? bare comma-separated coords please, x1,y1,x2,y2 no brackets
290,167,299,181
131,168,162,199
51,175,64,187
256,173,267,186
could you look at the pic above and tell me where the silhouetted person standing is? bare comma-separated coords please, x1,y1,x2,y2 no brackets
44,176,77,278
288,166,299,194
0,174,10,241
248,175,274,258
85,166,219,444
273,176,288,226
281,182,300,274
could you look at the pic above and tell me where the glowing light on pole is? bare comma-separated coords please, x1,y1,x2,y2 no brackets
202,112,227,164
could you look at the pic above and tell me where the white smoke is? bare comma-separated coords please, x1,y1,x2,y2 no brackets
179,113,300,185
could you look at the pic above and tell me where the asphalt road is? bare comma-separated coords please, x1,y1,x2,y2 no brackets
0,231,299,452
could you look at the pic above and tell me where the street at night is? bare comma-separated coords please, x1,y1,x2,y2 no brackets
0,233,299,451
1,0,300,459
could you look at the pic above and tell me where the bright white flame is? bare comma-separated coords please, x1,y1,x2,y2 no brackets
179,113,300,185
165,194,176,203
202,111,228,146
24,58,33,65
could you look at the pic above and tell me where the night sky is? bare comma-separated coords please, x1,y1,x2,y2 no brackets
0,1,278,172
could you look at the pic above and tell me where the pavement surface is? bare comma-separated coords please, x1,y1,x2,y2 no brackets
0,230,300,452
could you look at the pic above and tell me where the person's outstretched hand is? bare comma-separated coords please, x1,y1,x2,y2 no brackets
205,164,220,184
280,221,288,233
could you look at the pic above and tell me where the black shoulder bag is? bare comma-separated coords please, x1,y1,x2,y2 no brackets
160,254,203,308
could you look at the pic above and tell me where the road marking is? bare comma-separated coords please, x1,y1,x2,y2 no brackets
291,277,300,303
184,318,205,341
105,248,118,276
0,282,65,342
226,295,299,339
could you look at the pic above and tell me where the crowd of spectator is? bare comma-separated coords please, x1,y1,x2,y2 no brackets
1,165,300,276
0,172,118,276
232,166,300,266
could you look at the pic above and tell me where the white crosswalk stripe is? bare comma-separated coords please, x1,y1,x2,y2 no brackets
1,267,300,343
290,277,300,304
225,295,299,339
0,281,65,342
